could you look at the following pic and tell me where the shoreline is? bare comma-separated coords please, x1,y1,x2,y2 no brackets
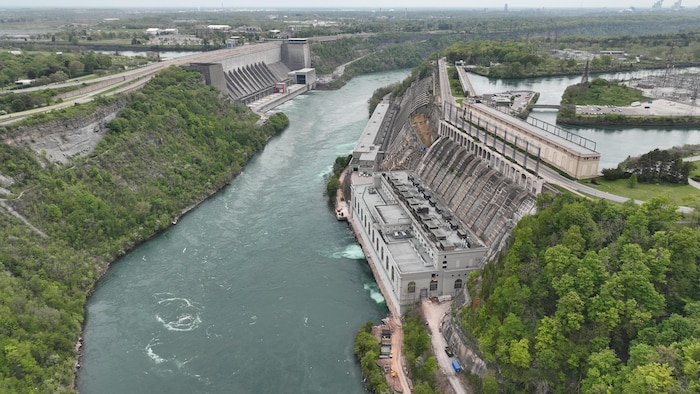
72,125,281,390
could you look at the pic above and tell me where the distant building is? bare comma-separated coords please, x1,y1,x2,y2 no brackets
207,25,231,31
145,28,160,35
236,26,262,33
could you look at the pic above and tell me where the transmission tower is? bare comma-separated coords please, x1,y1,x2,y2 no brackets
581,60,590,84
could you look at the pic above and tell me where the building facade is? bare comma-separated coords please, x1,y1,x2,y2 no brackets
350,171,487,314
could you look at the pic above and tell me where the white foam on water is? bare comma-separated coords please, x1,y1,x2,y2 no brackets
334,142,355,156
318,165,333,179
331,244,365,260
145,339,165,365
153,292,202,332
363,283,386,305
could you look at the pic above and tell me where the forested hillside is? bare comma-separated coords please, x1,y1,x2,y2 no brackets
0,66,287,393
463,193,700,393
313,33,458,88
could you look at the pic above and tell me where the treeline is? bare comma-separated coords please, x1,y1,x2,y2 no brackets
354,322,391,394
560,78,648,107
0,66,287,392
403,312,440,394
318,34,456,89
325,155,350,205
602,148,693,184
0,51,113,87
442,32,700,79
462,192,700,392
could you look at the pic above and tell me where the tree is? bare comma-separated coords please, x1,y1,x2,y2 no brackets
67,60,84,77
623,362,677,393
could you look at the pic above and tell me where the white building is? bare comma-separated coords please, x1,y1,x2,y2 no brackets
350,172,487,314
348,99,487,314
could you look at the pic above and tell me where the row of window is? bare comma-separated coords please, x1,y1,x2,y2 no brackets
406,279,462,293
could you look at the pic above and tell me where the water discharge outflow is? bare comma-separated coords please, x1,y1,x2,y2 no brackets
363,283,386,305
331,244,365,260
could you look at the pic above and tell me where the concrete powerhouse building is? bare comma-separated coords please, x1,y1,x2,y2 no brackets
351,171,488,314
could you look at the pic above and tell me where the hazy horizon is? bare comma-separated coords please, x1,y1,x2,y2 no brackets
5,0,700,10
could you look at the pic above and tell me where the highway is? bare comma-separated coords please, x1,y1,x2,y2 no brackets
0,43,283,125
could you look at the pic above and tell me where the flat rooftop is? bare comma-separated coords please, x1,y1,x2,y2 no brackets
355,171,486,276
353,102,389,156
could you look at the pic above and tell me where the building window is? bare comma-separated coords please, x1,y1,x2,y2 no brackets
408,282,416,293
429,280,438,291
391,266,394,281
454,279,463,290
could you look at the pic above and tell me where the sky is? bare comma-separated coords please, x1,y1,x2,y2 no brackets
8,0,700,10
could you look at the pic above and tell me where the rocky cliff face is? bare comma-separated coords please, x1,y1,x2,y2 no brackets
1,99,128,165
379,76,440,172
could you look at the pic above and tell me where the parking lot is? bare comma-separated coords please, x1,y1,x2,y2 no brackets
575,98,697,116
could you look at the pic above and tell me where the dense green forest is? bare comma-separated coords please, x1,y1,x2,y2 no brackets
462,193,700,393
0,66,287,392
314,34,456,88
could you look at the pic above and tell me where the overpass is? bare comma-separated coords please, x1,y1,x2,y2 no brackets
455,65,476,97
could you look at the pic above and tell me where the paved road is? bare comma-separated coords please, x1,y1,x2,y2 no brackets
423,299,469,394
438,58,457,108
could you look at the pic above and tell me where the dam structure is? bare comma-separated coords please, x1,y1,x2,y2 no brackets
347,73,540,315
186,39,316,113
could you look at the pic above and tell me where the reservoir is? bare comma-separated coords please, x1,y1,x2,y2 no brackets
79,67,697,393
466,70,700,169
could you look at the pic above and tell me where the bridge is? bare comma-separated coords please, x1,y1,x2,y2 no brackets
455,66,476,97
531,104,560,109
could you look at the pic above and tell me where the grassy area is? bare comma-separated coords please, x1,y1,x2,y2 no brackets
582,177,699,206
562,77,648,107
689,160,700,179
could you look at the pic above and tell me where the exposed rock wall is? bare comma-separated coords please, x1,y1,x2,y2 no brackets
1,99,128,165
442,314,487,377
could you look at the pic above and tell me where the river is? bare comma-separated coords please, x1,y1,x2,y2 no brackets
79,67,698,393
77,70,409,394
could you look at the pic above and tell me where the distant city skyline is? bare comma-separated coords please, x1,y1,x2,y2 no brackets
7,0,700,10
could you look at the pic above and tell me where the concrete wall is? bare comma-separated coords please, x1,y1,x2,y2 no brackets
442,314,487,377
185,63,227,96
216,42,284,73
281,41,311,70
